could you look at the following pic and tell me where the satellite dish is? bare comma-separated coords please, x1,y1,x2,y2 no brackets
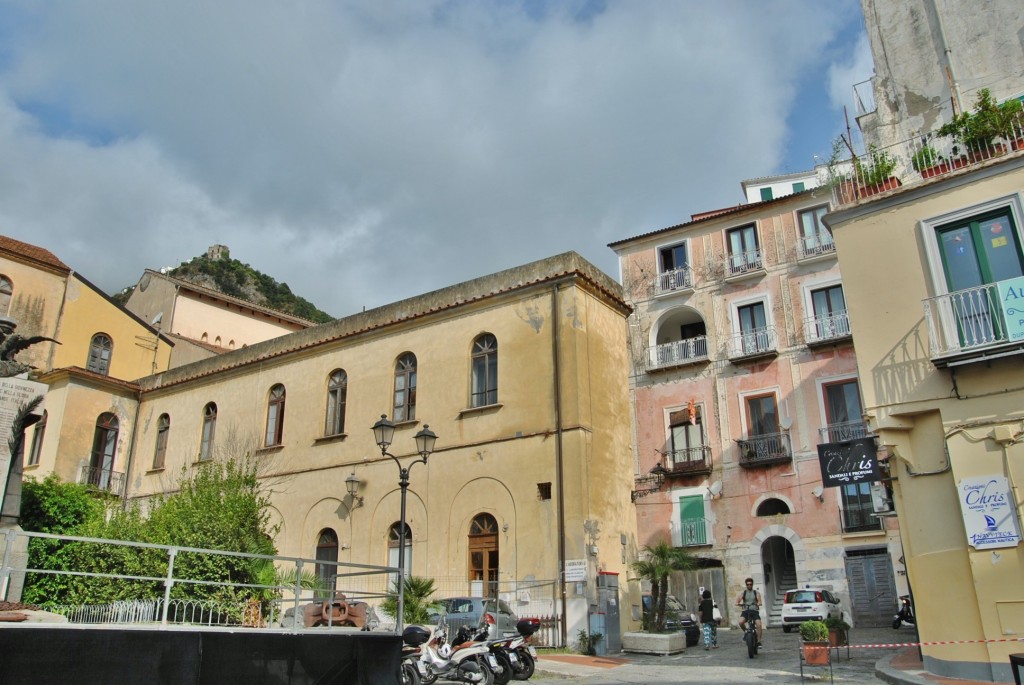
780,416,794,430
150,312,163,326
812,485,823,498
708,481,723,498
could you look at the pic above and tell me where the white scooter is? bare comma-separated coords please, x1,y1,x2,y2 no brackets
403,615,494,684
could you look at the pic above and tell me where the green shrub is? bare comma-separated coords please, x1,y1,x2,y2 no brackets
799,620,829,642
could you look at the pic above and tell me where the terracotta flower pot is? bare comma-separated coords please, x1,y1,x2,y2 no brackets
803,641,830,665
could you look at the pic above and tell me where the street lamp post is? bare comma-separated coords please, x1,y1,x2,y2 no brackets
372,414,437,632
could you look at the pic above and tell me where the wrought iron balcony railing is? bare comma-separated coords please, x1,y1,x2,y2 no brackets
725,249,764,278
664,445,712,475
79,465,126,496
726,326,777,360
804,311,852,345
737,432,792,468
923,281,1024,361
647,336,709,370
655,266,693,295
798,234,836,260
818,421,871,443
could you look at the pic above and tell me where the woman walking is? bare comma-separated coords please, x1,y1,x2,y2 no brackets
699,589,718,650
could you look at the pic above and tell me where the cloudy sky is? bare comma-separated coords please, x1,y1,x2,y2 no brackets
0,1,873,319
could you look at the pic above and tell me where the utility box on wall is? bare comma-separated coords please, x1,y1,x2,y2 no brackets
595,571,621,654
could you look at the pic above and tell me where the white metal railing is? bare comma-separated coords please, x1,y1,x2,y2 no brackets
725,249,764,277
647,336,709,369
830,107,1024,207
924,282,1016,357
798,234,836,260
819,421,871,443
655,266,693,294
726,326,777,359
804,311,851,344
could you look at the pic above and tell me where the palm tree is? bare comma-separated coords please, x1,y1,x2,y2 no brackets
632,541,695,632
381,575,442,626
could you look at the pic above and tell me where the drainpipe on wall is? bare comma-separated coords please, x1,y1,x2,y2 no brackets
550,281,568,647
931,0,963,115
120,390,144,509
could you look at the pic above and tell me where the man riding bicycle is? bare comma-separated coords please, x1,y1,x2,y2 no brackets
735,578,763,647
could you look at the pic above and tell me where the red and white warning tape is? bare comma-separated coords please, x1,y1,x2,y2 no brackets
845,637,1024,649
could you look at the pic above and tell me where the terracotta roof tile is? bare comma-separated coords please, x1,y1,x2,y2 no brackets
0,235,70,272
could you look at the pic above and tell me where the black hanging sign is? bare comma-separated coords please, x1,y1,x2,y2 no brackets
816,437,880,488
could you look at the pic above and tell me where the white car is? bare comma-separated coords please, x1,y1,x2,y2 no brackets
780,587,842,633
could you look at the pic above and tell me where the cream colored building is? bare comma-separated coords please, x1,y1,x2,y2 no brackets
827,142,1024,681
117,252,639,644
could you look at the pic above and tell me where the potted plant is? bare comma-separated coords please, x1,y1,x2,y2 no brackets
910,143,959,178
855,145,900,196
937,88,1020,161
824,615,851,648
799,620,830,665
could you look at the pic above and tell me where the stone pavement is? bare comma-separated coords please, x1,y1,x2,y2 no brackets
528,626,1005,685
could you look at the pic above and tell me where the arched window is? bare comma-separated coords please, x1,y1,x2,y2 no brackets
756,498,791,516
325,370,348,436
153,414,170,469
214,336,222,347
200,402,217,461
27,410,46,466
265,384,286,446
471,334,498,407
87,333,113,375
88,413,119,490
469,513,499,598
393,353,417,422
315,529,339,598
0,275,12,315
388,522,413,583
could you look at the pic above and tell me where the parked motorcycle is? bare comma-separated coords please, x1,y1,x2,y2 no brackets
401,618,491,684
893,595,915,629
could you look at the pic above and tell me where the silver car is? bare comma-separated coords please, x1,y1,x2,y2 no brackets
434,596,519,639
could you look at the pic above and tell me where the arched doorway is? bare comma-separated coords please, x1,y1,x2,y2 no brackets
468,513,499,598
760,536,796,625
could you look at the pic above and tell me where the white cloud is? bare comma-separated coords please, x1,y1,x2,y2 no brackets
0,0,865,318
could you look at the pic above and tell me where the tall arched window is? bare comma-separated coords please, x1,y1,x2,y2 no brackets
153,414,170,469
27,410,46,466
87,333,113,375
471,334,498,407
325,370,348,436
200,402,217,461
469,514,499,598
393,353,417,422
265,384,286,446
388,522,413,584
315,529,339,599
89,413,119,490
0,275,12,315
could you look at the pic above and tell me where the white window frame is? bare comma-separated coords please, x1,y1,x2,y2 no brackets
656,239,690,274
730,293,773,335
662,403,707,452
813,372,861,430
918,193,1024,297
667,484,713,548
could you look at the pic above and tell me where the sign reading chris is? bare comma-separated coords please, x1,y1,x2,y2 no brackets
957,475,1021,550
816,437,880,488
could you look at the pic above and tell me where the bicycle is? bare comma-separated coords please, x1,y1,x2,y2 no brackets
742,616,759,658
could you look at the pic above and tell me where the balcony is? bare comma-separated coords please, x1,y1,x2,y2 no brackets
797,234,836,261
924,281,1024,366
679,518,710,547
79,465,126,497
840,503,884,534
655,266,694,295
830,107,1024,209
725,249,764,280
819,420,871,443
726,326,778,362
804,311,852,346
647,336,709,370
737,432,792,468
663,445,712,476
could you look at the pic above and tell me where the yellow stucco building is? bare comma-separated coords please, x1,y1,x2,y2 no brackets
827,150,1024,681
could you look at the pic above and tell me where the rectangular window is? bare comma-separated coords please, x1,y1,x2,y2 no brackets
657,242,691,291
799,205,832,257
678,495,707,546
760,187,773,201
809,284,849,339
669,408,705,456
737,301,770,354
745,393,779,437
726,225,761,275
792,182,806,193
822,379,865,442
659,243,687,273
27,413,46,466
840,482,883,532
